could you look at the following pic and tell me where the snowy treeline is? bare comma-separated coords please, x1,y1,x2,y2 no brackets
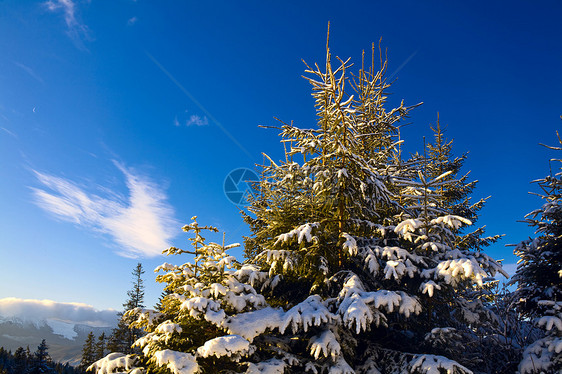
0,340,83,374
88,42,561,374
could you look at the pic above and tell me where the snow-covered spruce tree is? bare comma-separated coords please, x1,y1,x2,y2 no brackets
510,132,562,374
241,37,505,372
89,217,279,374
406,117,518,372
89,37,506,374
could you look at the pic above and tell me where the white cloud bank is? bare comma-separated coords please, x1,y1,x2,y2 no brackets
0,298,118,327
31,162,178,258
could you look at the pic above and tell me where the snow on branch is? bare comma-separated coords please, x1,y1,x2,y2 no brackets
274,223,319,246
246,358,287,374
410,354,472,374
341,233,357,255
519,337,562,374
434,258,488,286
87,353,144,374
225,307,285,341
419,281,441,298
153,350,199,374
280,295,337,334
308,329,342,360
430,215,472,230
196,335,253,359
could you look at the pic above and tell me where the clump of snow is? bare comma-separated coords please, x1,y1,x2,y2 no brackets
328,356,354,374
341,233,357,255
196,335,252,359
394,219,422,241
431,258,487,286
154,349,198,374
537,315,562,332
339,292,378,333
308,329,341,360
280,295,337,334
225,307,284,341
410,354,472,374
246,358,287,374
274,223,318,245
336,273,421,332
181,297,225,323
134,308,163,325
419,281,441,298
430,215,472,229
519,337,562,374
156,320,182,334
155,320,183,343
234,264,270,288
154,262,176,272
88,353,142,374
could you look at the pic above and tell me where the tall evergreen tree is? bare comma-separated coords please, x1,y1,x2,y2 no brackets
240,35,504,372
14,346,29,374
94,333,106,361
29,340,54,374
406,116,511,371
0,347,12,374
511,132,562,374
107,263,145,354
79,332,96,371
89,218,265,373
0,346,83,374
90,34,506,374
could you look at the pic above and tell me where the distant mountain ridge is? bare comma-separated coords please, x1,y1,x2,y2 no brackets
0,316,116,365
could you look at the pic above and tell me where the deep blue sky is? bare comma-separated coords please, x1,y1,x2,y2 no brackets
0,1,560,312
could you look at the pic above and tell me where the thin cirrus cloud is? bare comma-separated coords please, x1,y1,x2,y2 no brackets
13,61,44,84
30,162,178,258
0,298,118,327
44,0,90,47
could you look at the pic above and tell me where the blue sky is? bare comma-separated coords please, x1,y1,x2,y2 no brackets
0,0,560,312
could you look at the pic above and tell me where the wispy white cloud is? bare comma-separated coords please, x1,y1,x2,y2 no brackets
0,127,17,138
173,113,209,127
44,0,90,48
13,62,44,84
0,298,117,327
31,162,178,258
127,16,138,26
186,114,209,127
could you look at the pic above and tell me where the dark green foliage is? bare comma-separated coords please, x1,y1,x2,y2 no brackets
0,343,84,374
107,263,145,354
94,333,105,362
29,339,55,374
239,38,505,373
511,132,562,373
79,332,96,371
88,34,517,374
